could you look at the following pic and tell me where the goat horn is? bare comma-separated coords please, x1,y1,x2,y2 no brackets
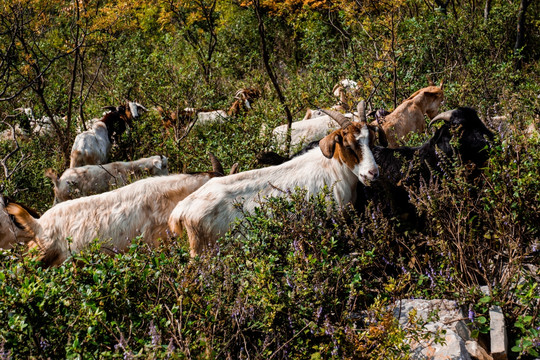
208,152,224,175
320,109,352,128
428,109,455,127
234,89,245,100
357,100,366,123
229,163,239,175
427,74,434,86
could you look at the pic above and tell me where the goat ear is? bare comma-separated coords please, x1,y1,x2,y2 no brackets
5,203,37,238
44,168,59,187
320,131,341,158
229,163,239,175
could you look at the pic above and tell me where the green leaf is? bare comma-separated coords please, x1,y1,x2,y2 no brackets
511,345,522,353
479,296,491,304
476,316,487,324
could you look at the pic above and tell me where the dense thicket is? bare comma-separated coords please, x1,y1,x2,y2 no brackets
0,0,539,358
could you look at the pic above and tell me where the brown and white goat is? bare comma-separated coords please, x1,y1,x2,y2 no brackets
228,87,262,116
70,101,147,168
169,109,381,256
46,155,169,204
371,81,444,148
7,154,236,266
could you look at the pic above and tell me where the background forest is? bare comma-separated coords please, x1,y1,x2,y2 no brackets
0,0,539,358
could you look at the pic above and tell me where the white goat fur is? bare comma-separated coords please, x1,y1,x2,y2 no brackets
70,121,111,168
272,113,356,155
7,173,214,266
70,101,146,168
185,108,229,126
303,79,360,120
0,109,57,141
47,155,169,204
169,122,379,256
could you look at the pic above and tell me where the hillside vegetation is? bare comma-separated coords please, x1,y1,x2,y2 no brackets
0,0,539,358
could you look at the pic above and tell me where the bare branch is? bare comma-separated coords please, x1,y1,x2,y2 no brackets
0,117,27,191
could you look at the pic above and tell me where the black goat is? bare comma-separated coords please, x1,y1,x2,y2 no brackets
356,107,494,223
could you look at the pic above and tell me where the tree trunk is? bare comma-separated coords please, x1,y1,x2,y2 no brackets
66,0,80,154
253,1,294,154
35,84,70,166
391,12,397,109
483,0,491,24
514,0,530,70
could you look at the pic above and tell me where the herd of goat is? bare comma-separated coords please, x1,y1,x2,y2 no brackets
0,79,495,265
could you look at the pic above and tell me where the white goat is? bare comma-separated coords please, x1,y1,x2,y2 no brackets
0,124,27,142
46,155,169,204
6,153,231,266
70,101,147,168
169,109,381,256
303,79,360,120
0,108,62,140
184,108,229,126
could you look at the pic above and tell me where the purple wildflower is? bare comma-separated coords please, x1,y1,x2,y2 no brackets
149,321,160,346
468,305,475,322
315,306,323,321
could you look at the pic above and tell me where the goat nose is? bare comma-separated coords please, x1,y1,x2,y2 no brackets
368,168,379,179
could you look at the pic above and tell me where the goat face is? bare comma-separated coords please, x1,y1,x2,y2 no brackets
333,79,359,97
320,122,379,185
127,101,147,121
431,107,494,166
418,86,445,119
